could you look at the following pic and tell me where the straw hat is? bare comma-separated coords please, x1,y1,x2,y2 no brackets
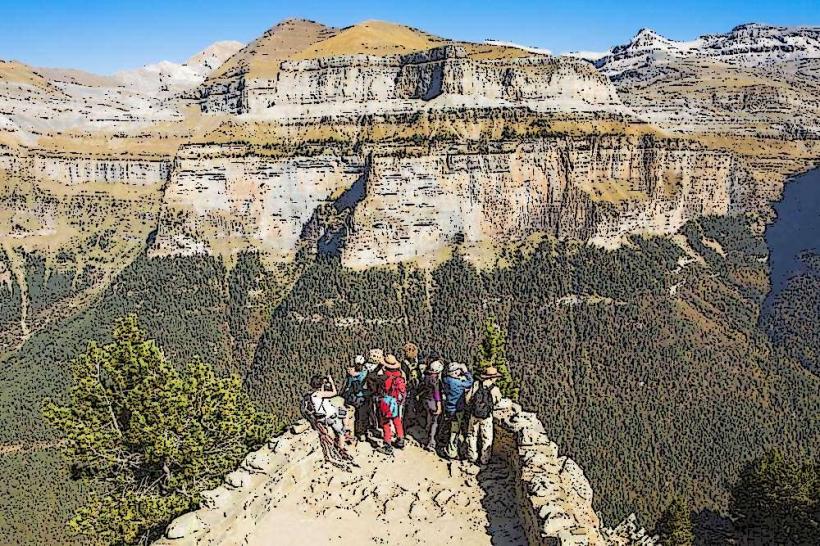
481,366,502,380
383,354,401,369
368,348,385,365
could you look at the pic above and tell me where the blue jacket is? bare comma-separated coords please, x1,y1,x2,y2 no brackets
442,371,473,415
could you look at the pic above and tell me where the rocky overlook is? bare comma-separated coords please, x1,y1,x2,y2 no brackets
154,399,655,546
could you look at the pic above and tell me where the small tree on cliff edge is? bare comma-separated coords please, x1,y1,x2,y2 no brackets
654,496,694,546
475,316,518,401
44,315,274,546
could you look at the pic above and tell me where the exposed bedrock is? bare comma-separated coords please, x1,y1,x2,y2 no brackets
151,136,750,267
200,45,621,115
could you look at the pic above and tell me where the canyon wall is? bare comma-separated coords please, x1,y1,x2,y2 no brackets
1,134,751,269
343,137,745,266
201,46,621,115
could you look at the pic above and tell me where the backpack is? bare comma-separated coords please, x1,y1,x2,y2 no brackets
384,372,407,404
470,384,493,419
343,377,366,408
300,393,320,423
417,374,438,402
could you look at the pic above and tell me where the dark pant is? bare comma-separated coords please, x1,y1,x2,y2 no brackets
425,403,440,450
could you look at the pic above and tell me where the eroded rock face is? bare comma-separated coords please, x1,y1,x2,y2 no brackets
148,136,749,267
151,145,363,258
202,45,622,116
344,137,745,266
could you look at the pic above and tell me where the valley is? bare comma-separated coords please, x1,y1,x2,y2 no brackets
0,16,818,546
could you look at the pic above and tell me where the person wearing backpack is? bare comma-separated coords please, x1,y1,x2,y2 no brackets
440,362,473,459
376,354,407,454
401,342,421,426
419,359,444,451
340,355,369,442
464,366,503,466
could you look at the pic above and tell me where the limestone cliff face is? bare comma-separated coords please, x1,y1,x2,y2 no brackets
152,145,363,258
344,137,746,266
149,135,749,267
201,45,621,115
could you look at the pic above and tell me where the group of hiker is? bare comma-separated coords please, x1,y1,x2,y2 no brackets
304,343,503,466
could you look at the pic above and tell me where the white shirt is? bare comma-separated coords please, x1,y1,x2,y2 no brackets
311,392,337,418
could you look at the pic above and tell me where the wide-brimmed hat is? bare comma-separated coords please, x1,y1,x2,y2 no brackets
384,354,401,369
429,360,444,374
481,366,502,379
447,362,465,375
368,348,385,365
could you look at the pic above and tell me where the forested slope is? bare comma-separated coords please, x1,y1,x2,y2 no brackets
1,215,818,544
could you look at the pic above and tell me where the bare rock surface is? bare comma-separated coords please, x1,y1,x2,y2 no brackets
155,428,526,546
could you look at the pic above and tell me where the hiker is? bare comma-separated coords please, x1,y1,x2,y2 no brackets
375,354,407,454
340,355,369,442
419,359,444,451
465,366,503,465
439,362,473,459
401,342,421,424
364,348,386,438
306,374,347,450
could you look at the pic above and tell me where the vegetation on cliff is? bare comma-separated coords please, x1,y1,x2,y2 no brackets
0,215,818,544
43,316,273,545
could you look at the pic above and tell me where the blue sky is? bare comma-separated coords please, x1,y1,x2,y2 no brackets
2,0,819,74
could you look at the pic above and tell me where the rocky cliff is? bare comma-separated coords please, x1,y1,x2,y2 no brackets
155,399,655,546
150,135,750,267
200,42,621,117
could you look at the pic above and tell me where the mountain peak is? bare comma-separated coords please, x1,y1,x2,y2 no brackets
290,19,444,60
186,40,244,70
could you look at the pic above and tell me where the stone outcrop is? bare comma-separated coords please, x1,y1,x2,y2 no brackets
150,135,749,266
156,399,654,546
151,145,362,258
207,45,621,116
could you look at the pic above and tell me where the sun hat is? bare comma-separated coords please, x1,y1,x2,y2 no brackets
429,360,444,373
355,355,366,365
481,366,502,379
383,354,401,369
447,362,465,375
369,348,385,365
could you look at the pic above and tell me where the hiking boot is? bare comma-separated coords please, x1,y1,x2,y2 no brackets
377,443,394,456
393,438,406,450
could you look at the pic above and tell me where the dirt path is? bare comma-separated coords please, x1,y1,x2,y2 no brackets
159,428,526,545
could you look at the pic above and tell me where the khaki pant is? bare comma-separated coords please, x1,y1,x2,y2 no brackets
466,415,494,465
441,412,466,459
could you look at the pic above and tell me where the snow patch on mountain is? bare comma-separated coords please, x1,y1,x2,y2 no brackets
596,23,820,77
483,39,551,55
116,40,244,94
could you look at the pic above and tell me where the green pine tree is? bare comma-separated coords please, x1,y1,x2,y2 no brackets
43,315,275,546
729,450,819,544
654,496,694,546
475,316,518,401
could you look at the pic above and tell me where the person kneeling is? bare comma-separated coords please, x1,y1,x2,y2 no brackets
465,367,503,466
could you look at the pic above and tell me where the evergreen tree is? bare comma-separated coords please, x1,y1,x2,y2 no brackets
475,316,518,400
654,496,694,546
43,315,274,546
729,450,819,544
